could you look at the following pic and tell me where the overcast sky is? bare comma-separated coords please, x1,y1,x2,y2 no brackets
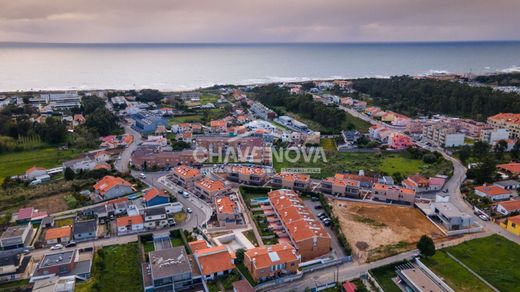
1,0,519,43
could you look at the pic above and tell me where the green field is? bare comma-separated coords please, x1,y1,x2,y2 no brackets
442,235,520,292
169,108,227,125
0,147,82,183
76,243,143,292
422,251,492,292
273,149,452,179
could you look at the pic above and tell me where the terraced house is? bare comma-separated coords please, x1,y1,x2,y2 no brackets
169,164,203,188
320,173,362,198
266,189,331,261
194,178,227,200
271,173,311,191
226,165,268,185
244,244,300,282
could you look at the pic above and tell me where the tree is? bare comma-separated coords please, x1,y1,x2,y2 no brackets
494,139,508,160
472,141,491,157
472,155,497,184
137,89,163,103
511,140,520,160
417,235,435,257
64,167,75,181
86,107,119,136
458,145,472,164
81,95,105,115
422,153,437,164
235,248,245,264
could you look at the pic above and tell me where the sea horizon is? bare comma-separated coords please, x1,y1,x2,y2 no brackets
1,41,519,92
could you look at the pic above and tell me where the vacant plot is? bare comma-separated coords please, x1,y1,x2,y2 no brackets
24,193,70,214
273,150,452,179
0,148,82,183
76,243,142,292
332,200,444,262
421,251,492,292
444,234,520,292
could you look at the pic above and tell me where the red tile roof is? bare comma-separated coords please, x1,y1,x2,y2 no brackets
173,165,201,179
215,196,237,214
497,162,520,175
143,187,168,202
188,240,209,252
116,215,144,227
196,178,226,192
475,185,512,197
194,246,235,275
45,226,72,241
245,244,299,269
26,166,46,174
496,200,520,212
94,176,132,196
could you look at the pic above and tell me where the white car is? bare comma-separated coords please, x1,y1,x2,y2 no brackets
186,208,193,213
50,244,64,250
139,173,146,179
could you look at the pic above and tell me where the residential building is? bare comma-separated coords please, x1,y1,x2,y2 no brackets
73,220,97,242
188,240,209,253
132,111,168,133
215,196,243,227
62,157,97,173
497,162,520,177
395,262,451,292
143,188,170,207
210,120,228,133
143,247,202,291
430,202,473,230
267,189,331,261
93,176,133,200
474,185,513,201
32,275,77,292
487,113,520,139
131,146,208,170
116,215,145,235
372,183,416,205
388,132,414,150
493,179,520,191
232,279,255,292
194,178,227,200
169,165,203,188
402,175,445,193
271,173,311,191
44,226,72,245
495,200,520,216
244,244,300,282
143,206,168,229
14,207,48,224
0,224,33,251
195,136,271,165
193,246,235,280
31,249,91,282
422,123,465,147
25,166,47,181
480,128,510,144
320,174,362,198
226,165,268,186
251,102,277,120
500,215,520,236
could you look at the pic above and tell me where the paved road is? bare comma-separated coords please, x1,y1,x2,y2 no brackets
134,170,213,230
114,124,141,174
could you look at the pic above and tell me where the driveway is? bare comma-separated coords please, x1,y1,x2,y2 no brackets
114,123,142,174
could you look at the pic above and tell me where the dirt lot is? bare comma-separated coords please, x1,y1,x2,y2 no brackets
24,193,69,214
332,200,445,263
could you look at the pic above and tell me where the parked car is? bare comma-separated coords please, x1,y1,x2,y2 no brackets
139,173,146,179
317,212,326,218
323,220,332,227
479,214,489,221
183,192,190,198
177,190,184,195
65,241,76,248
311,197,320,201
50,244,64,250
186,208,193,213
314,205,323,210
320,216,330,221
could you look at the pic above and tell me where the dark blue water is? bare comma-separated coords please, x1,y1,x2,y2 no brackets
0,42,519,91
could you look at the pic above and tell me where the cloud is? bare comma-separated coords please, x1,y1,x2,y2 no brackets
0,0,519,43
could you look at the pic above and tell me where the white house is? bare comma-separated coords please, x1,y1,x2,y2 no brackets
474,185,513,201
116,215,144,235
143,207,168,229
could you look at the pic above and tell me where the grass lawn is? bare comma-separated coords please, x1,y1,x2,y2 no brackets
169,114,202,124
320,138,336,151
369,261,405,292
200,94,219,105
421,251,492,292
242,230,259,247
442,234,520,292
171,237,183,247
76,243,142,292
143,241,155,253
54,217,74,227
239,186,271,208
273,150,452,179
283,109,370,133
0,279,30,290
0,147,82,183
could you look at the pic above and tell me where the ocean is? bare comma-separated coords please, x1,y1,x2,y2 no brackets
0,42,519,92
